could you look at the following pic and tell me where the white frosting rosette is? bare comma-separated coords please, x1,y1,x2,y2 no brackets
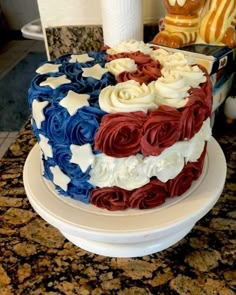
143,151,185,183
149,74,190,108
184,118,211,162
113,154,149,190
89,153,149,190
99,80,157,113
106,40,153,55
163,52,190,67
150,48,170,65
105,58,137,76
89,154,116,188
163,65,207,88
155,51,193,68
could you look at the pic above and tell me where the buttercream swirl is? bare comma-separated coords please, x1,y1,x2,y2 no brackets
162,65,206,88
106,51,152,65
143,151,185,183
113,154,149,190
66,181,93,203
150,48,170,64
28,74,55,104
90,118,211,190
152,50,192,68
53,145,90,182
149,75,190,108
141,106,182,156
167,145,206,198
43,105,70,144
66,106,106,146
180,89,211,139
89,154,149,190
42,156,92,203
90,187,130,211
128,179,167,209
88,154,116,188
138,60,162,80
105,58,137,76
42,146,93,203
116,69,152,84
99,80,156,113
94,111,147,157
116,60,162,84
53,83,87,102
106,40,153,55
62,62,83,80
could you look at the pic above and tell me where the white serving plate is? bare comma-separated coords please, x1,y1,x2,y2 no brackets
23,137,226,257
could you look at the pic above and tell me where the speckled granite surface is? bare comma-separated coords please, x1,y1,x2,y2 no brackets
46,26,104,60
45,24,159,60
0,110,235,294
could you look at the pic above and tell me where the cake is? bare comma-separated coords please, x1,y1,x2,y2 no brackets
28,40,212,211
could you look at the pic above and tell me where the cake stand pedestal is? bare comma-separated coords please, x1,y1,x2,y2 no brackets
23,138,226,257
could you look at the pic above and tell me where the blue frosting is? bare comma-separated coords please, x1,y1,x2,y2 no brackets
42,149,93,203
54,54,72,64
43,105,70,144
28,74,55,107
66,106,106,145
28,51,115,203
63,62,83,80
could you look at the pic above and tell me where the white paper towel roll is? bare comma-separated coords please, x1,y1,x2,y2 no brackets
101,0,143,46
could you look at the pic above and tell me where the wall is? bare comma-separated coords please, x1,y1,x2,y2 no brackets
38,0,165,28
0,0,40,30
1,0,165,31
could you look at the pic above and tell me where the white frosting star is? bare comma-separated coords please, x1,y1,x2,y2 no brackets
70,144,95,173
82,64,108,80
39,149,45,175
59,90,90,116
39,75,71,89
36,63,61,74
39,134,53,160
69,54,94,63
32,99,49,129
50,165,71,192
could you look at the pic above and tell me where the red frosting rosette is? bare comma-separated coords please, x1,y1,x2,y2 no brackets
167,144,207,198
141,105,182,156
197,64,213,113
186,142,207,180
117,60,162,84
116,70,152,84
106,51,162,84
90,186,130,211
167,165,196,198
106,51,152,65
128,178,168,209
94,102,209,158
138,60,162,80
179,65,212,140
94,111,147,157
180,93,209,139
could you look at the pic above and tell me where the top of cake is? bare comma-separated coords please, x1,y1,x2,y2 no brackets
28,40,212,211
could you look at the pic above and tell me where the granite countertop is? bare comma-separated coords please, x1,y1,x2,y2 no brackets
0,112,235,295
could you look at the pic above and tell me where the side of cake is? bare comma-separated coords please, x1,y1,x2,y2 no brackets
28,40,212,211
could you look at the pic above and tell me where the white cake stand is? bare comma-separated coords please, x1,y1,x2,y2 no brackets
23,137,226,257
